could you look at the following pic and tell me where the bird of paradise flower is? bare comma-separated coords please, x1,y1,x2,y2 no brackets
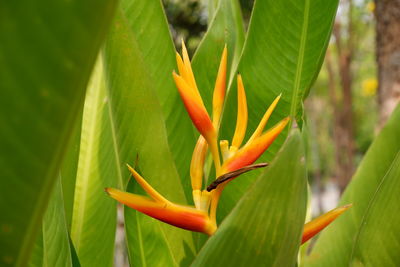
105,42,350,241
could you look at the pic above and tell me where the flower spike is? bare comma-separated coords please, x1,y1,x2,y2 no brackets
302,204,352,244
231,74,248,149
212,45,228,128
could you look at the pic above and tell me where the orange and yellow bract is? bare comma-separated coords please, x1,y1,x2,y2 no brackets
105,42,351,241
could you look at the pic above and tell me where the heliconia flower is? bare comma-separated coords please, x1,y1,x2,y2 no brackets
105,43,351,241
105,165,216,235
301,204,352,244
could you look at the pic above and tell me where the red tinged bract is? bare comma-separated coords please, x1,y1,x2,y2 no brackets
105,188,216,235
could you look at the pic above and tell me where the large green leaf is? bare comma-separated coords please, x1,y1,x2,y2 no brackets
0,0,117,265
70,59,121,267
192,130,307,266
103,10,196,265
306,106,400,266
217,0,339,221
119,0,198,200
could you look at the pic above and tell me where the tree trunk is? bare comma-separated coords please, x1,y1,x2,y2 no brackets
376,0,400,127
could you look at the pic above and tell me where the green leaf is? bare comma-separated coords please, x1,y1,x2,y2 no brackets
61,112,83,231
70,59,121,267
0,0,117,265
29,177,75,267
103,9,196,265
119,0,198,200
28,231,43,267
192,130,307,266
42,178,73,267
307,106,400,266
350,152,400,266
217,0,339,221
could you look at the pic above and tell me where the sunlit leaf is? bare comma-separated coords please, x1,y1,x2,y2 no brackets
70,59,121,267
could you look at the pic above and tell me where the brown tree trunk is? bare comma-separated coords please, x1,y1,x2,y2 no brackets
376,0,400,127
325,44,354,194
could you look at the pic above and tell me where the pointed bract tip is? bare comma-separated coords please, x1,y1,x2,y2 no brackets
301,204,352,244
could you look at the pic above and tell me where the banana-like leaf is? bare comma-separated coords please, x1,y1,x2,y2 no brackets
70,59,122,267
119,0,198,200
306,106,400,266
192,130,307,266
0,0,117,265
103,10,196,265
217,0,339,221
192,0,245,111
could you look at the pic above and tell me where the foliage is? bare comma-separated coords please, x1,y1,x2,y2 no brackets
1,0,399,266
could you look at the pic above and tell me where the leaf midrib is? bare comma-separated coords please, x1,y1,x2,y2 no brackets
290,0,310,121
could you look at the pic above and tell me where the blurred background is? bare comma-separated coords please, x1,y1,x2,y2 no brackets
161,0,399,215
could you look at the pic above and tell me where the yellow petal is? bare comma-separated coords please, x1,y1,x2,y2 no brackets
181,40,198,92
176,52,190,84
302,204,352,244
212,45,227,128
190,136,208,191
231,74,248,148
246,94,282,145
126,164,170,204
105,188,216,235
223,117,289,172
